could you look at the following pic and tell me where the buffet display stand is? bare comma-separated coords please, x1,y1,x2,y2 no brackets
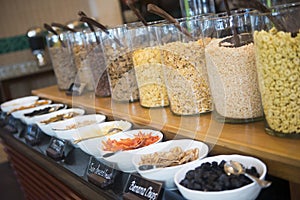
1,85,299,199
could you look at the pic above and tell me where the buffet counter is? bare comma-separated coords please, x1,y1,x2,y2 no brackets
1,85,300,199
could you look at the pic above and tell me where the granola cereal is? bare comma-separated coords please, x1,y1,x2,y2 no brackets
48,46,77,90
106,48,139,102
161,40,212,115
72,43,94,91
72,41,110,96
85,44,111,97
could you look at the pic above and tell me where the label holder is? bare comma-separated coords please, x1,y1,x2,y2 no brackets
123,173,163,200
65,83,86,96
46,137,72,161
24,124,43,146
3,115,18,134
86,156,120,189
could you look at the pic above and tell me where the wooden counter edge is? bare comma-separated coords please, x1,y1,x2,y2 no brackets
32,85,300,185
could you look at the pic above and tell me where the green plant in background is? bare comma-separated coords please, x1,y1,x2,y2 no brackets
184,0,192,17
0,35,29,55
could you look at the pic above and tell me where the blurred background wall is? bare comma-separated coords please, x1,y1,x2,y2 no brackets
0,0,123,102
0,0,123,67
0,0,297,102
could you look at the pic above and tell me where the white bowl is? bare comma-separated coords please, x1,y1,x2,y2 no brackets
8,99,52,115
35,108,85,136
1,96,39,113
70,120,132,144
75,120,133,151
174,154,267,200
71,120,132,149
52,114,107,140
56,120,131,148
77,129,163,172
132,139,209,190
12,103,66,125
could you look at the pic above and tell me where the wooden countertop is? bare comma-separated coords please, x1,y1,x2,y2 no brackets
32,85,300,184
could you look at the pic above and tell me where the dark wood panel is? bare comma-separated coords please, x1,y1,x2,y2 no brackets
6,146,82,200
0,129,115,200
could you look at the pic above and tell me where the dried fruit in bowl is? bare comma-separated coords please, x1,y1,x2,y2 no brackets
102,131,160,151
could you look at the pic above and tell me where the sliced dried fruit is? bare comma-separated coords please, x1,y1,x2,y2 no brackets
102,131,160,151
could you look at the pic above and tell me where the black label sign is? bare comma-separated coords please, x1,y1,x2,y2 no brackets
0,111,6,120
123,173,162,200
3,124,17,134
17,125,27,138
3,116,18,133
25,124,41,145
65,83,86,96
87,156,118,189
0,119,5,128
46,137,66,160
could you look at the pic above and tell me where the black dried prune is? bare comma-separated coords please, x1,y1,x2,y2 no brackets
218,173,229,183
201,162,211,170
213,183,223,191
179,160,260,192
180,178,190,187
219,160,226,168
246,166,260,178
230,177,243,188
185,170,195,180
207,173,218,183
192,182,202,190
186,179,195,189
202,171,211,179
211,161,218,168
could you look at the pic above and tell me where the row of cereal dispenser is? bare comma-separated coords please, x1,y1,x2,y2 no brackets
46,3,300,137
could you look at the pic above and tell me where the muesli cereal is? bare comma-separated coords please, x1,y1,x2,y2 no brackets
72,43,94,91
48,46,77,90
85,44,111,97
70,30,110,95
161,40,212,115
106,47,139,102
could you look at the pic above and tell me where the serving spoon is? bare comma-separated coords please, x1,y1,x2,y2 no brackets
138,160,181,171
147,3,193,39
78,11,100,44
72,127,123,144
126,0,148,26
51,22,76,32
79,15,123,47
44,23,66,47
224,160,272,188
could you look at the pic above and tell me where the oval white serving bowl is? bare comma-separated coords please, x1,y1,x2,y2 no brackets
132,139,209,190
53,114,107,140
6,99,52,115
73,120,132,149
174,154,267,200
35,108,85,136
1,96,39,113
13,103,66,125
77,129,163,173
